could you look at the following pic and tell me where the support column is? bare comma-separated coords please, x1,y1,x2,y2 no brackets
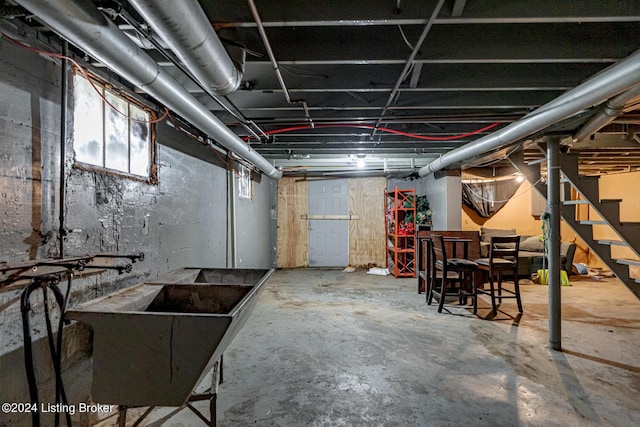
547,137,562,350
424,169,462,231
59,41,68,258
227,165,237,268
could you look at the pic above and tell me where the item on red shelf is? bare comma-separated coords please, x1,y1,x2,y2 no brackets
398,221,414,235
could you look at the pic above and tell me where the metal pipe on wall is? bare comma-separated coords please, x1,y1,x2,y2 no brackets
227,166,237,268
58,41,68,258
418,48,640,177
127,0,243,96
546,137,562,351
15,0,282,180
572,83,640,142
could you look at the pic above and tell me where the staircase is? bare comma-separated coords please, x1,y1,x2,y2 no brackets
511,150,640,299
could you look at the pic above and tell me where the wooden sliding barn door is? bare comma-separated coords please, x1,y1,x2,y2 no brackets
276,177,385,269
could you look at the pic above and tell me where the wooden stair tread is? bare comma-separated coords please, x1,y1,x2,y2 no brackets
598,240,627,247
563,199,622,205
616,258,640,266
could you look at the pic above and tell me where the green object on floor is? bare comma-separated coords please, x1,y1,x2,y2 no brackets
537,269,570,286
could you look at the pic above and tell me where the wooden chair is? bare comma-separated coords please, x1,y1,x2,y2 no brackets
422,238,436,302
473,235,522,315
428,235,478,313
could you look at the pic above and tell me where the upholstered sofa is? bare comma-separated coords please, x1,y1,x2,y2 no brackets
480,227,577,277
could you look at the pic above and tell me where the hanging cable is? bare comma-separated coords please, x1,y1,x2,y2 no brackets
42,284,71,427
397,25,415,50
21,275,73,427
0,31,254,180
541,210,551,274
21,280,43,427
48,280,73,427
373,0,446,136
42,287,58,425
57,275,73,402
0,31,169,124
244,122,500,142
11,254,144,427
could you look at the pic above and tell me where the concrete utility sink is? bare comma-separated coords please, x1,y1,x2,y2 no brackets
145,267,272,285
66,268,274,407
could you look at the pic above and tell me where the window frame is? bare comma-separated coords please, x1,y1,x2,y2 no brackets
71,70,158,184
237,164,253,200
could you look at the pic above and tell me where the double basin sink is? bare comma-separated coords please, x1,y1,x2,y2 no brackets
66,268,274,407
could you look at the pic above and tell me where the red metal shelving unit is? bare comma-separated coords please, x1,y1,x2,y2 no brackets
385,187,416,278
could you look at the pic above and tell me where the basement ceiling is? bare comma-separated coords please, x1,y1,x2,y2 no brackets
6,0,640,177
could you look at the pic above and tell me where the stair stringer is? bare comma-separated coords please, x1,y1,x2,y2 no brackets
509,152,640,299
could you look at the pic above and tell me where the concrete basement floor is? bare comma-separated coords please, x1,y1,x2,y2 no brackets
101,269,640,426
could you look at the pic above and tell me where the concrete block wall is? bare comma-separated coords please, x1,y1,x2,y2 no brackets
0,29,273,426
388,174,463,231
235,176,276,268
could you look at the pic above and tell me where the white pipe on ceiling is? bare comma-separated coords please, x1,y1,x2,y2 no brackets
127,0,243,96
418,48,640,177
573,83,640,142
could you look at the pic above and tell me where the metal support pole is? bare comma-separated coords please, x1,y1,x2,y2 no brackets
117,406,127,427
547,137,562,350
58,41,68,258
227,165,236,268
210,359,220,427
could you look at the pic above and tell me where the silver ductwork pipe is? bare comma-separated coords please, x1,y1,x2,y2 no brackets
127,0,243,96
572,83,640,142
15,0,281,180
418,48,640,177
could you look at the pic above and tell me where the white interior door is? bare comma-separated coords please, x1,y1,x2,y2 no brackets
308,179,349,267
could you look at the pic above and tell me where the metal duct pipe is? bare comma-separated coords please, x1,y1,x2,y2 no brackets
418,48,640,177
114,6,263,142
15,0,282,180
127,0,243,96
572,83,640,142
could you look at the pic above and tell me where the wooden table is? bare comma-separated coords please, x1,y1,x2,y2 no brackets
416,230,481,295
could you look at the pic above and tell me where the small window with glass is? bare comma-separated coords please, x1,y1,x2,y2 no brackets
72,73,155,180
238,164,253,200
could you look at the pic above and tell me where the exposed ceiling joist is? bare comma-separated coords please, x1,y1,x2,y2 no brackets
8,0,640,177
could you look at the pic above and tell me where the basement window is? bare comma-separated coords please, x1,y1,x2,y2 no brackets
72,73,155,180
237,164,253,199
